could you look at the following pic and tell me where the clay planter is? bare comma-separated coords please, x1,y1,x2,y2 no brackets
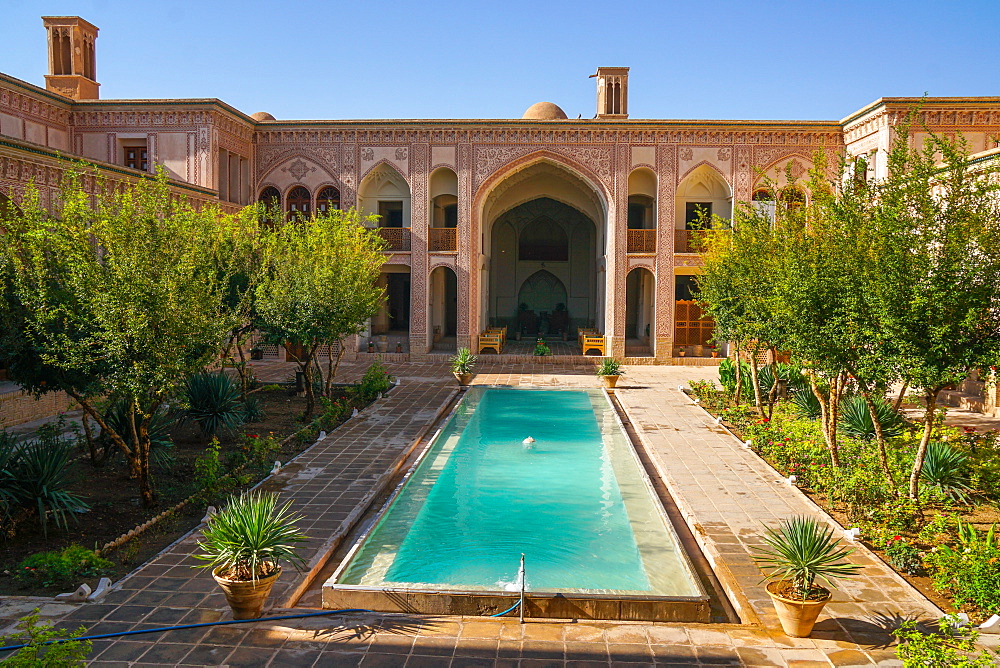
213,565,282,620
765,581,831,638
601,374,620,389
454,372,474,386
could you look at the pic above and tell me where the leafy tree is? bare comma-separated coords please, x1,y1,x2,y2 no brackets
0,170,259,506
866,128,1000,499
255,208,386,417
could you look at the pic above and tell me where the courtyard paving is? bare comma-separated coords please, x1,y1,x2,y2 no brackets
0,360,977,666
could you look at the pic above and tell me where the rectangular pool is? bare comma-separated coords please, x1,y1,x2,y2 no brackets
324,387,709,621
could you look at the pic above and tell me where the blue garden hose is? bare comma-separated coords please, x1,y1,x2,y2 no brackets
0,601,523,653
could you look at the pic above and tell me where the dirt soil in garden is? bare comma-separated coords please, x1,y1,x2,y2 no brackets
0,388,344,597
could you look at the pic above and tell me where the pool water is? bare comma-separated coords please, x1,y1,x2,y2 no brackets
336,387,701,597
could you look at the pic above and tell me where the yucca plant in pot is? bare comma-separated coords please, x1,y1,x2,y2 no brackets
752,516,862,637
595,358,624,388
194,491,307,619
449,348,477,386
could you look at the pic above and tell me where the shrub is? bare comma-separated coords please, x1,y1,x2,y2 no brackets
352,361,393,403
921,441,972,502
184,372,246,436
882,535,924,576
925,520,1000,620
789,387,822,420
319,397,348,428
241,394,266,423
2,610,92,666
688,379,726,411
8,435,88,538
838,395,907,441
596,358,623,377
534,342,551,356
194,438,225,492
894,617,996,667
14,545,112,589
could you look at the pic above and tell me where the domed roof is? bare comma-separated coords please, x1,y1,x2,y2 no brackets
250,111,276,122
522,102,568,120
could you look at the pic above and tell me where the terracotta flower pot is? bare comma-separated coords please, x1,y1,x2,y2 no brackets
765,581,831,638
601,374,620,388
213,565,281,620
454,372,474,386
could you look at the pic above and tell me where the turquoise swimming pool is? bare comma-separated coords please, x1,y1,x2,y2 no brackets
330,387,704,602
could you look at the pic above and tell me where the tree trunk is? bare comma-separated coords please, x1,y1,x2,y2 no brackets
80,413,102,466
733,341,743,406
860,387,896,488
137,418,155,507
766,348,780,419
809,373,840,467
301,342,321,418
749,344,764,412
908,389,940,500
66,391,133,465
893,381,909,412
324,341,346,398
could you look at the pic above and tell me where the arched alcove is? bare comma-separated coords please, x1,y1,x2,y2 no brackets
489,197,595,337
359,163,411,251
627,167,657,230
625,267,655,357
429,265,458,351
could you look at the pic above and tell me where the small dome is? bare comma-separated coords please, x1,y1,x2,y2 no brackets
250,111,276,122
522,102,568,120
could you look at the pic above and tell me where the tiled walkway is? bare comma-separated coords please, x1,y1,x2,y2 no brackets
0,362,971,666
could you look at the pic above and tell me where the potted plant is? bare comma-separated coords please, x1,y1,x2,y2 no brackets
449,348,477,386
195,491,306,619
752,516,862,637
595,358,624,388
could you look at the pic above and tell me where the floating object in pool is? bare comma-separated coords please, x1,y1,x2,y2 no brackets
522,437,535,445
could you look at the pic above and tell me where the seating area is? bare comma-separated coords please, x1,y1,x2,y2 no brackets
578,328,606,356
477,326,507,354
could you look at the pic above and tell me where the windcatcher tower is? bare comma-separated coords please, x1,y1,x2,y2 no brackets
42,16,99,100
592,67,629,119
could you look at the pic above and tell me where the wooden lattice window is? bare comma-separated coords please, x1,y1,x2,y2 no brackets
674,299,715,346
287,186,311,217
317,186,340,213
124,146,148,171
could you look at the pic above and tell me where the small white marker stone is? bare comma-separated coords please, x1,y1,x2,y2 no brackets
318,430,327,439
271,461,282,475
201,506,217,523
979,614,1000,633
845,527,861,541
677,385,686,392
715,416,724,424
743,439,753,448
786,475,797,485
352,408,359,418
87,577,112,602
55,583,91,602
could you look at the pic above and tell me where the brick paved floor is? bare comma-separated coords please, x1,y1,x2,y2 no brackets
1,361,980,667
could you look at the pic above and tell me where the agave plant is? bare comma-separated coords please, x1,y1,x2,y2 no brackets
789,388,822,420
921,442,972,502
8,437,88,537
595,358,624,377
838,395,906,441
449,348,477,375
241,394,266,423
185,372,246,437
195,490,307,581
752,516,862,600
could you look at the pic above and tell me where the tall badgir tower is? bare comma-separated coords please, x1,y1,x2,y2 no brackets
2,16,999,363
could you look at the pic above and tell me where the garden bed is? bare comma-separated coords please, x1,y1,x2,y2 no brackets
0,385,369,597
685,381,1000,623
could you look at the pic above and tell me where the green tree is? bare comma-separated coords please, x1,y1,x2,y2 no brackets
255,208,386,417
0,170,259,506
867,128,1000,499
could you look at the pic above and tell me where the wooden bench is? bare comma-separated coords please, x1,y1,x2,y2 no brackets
478,331,504,354
581,334,605,356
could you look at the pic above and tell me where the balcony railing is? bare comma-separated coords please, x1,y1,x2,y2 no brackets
626,228,656,253
377,227,410,252
674,229,715,253
429,227,457,252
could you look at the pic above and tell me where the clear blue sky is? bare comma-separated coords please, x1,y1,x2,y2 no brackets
3,1,998,121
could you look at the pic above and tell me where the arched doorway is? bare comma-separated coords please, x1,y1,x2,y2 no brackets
625,267,655,357
429,266,458,351
478,159,607,345
515,270,569,338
